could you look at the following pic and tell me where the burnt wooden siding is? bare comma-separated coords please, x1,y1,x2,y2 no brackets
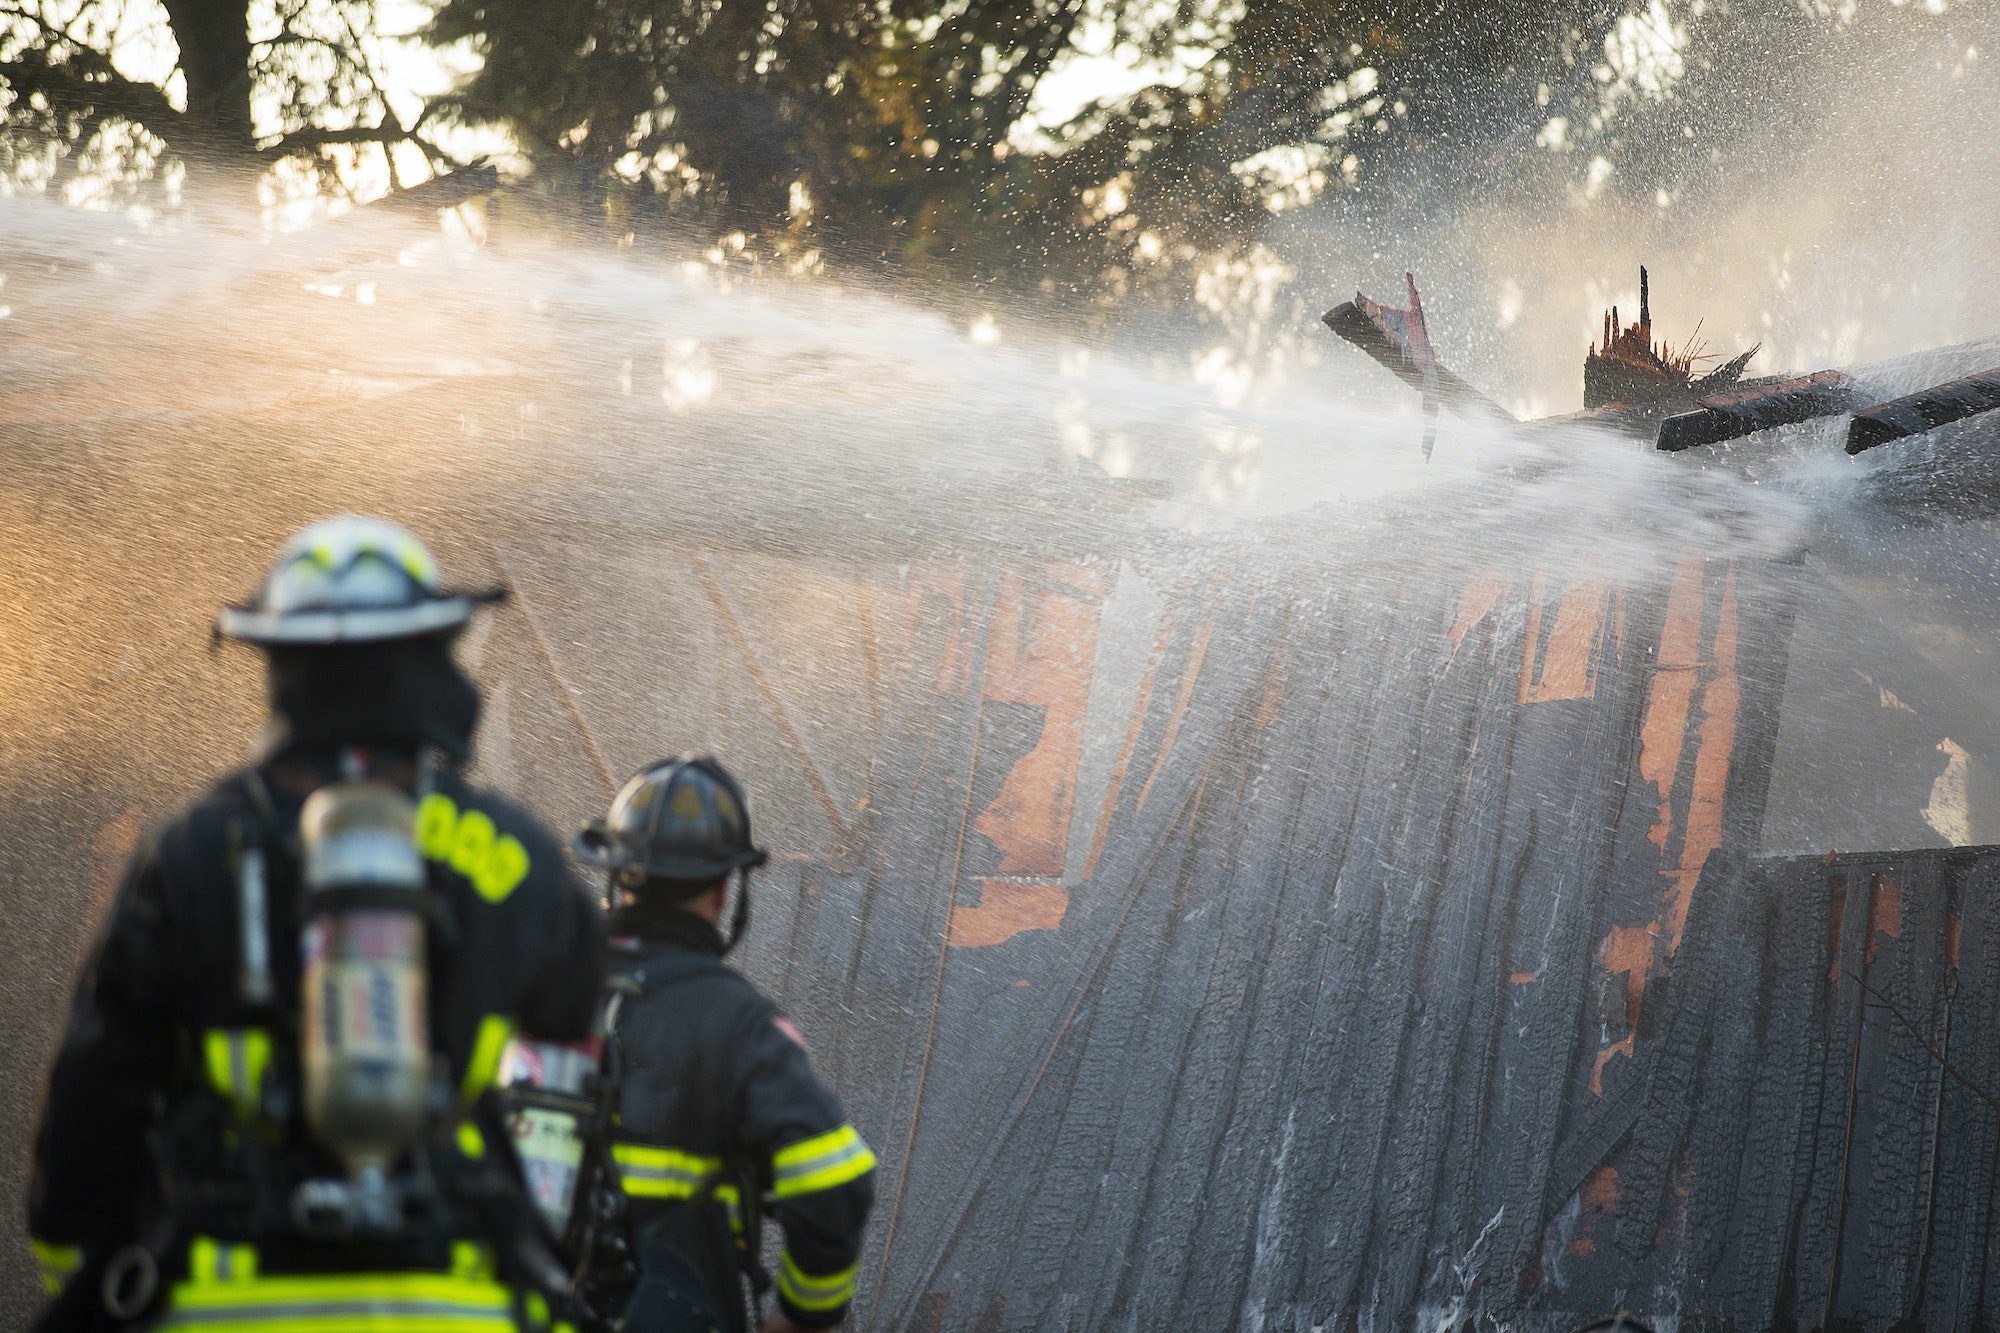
484,532,1992,1328
681,545,2000,1330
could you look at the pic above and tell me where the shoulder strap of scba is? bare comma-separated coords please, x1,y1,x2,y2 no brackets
183,770,293,1128
233,770,285,1013
561,971,648,1312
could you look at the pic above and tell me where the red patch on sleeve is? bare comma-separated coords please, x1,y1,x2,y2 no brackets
773,1016,808,1051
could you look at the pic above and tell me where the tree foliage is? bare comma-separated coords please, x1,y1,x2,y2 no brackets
0,0,470,208
0,0,1961,304
426,0,1900,299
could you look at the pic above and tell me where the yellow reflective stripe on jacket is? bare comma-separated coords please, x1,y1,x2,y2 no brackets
770,1123,876,1200
158,1270,517,1331
31,1239,81,1295
189,1236,259,1282
202,1028,273,1119
610,1141,722,1199
460,1015,515,1102
448,1242,496,1280
712,1183,744,1235
775,1250,859,1314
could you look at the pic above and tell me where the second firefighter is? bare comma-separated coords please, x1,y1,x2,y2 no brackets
567,757,875,1332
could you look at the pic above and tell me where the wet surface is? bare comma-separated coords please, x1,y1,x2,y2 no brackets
7,205,2000,1327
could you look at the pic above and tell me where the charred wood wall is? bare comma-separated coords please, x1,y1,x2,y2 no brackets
699,546,2000,1329
493,531,1988,1328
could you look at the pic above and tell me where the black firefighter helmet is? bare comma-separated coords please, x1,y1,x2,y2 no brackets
577,756,769,895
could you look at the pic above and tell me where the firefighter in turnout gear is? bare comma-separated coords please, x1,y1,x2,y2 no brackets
570,758,874,1332
26,515,607,1331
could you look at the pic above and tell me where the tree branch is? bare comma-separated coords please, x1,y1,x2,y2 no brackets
253,30,347,56
364,156,498,213
420,91,566,156
0,47,189,141
993,0,1088,148
258,121,407,156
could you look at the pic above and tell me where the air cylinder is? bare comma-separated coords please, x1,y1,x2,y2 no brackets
298,782,431,1175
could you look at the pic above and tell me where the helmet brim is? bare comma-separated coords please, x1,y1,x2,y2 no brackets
217,595,476,645
574,822,620,867
574,822,768,879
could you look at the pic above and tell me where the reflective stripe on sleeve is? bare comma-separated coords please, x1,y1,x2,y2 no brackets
610,1141,722,1200
31,1239,81,1295
189,1236,259,1283
158,1270,518,1330
202,1028,273,1120
776,1249,859,1315
459,1015,515,1102
712,1183,745,1235
449,1242,497,1280
456,1121,486,1160
770,1123,876,1199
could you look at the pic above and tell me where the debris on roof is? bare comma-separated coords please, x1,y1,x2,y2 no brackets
1584,267,1757,410
1321,276,1517,427
1323,266,2000,460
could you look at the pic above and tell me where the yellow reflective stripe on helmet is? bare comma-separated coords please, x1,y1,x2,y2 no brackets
31,1239,81,1295
189,1236,259,1283
383,534,440,588
775,1250,859,1314
770,1124,876,1199
610,1141,722,1199
300,532,437,589
159,1269,517,1330
202,1028,273,1119
460,1015,515,1102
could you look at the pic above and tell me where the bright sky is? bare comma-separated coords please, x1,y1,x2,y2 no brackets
1016,7,1219,149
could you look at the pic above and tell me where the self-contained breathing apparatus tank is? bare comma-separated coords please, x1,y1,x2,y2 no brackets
294,780,434,1233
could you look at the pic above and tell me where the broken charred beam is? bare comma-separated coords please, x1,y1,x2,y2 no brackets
1846,366,2000,454
1322,293,1516,426
1655,369,1860,451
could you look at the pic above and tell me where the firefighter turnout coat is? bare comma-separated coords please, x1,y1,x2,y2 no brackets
591,915,875,1330
27,761,607,1331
